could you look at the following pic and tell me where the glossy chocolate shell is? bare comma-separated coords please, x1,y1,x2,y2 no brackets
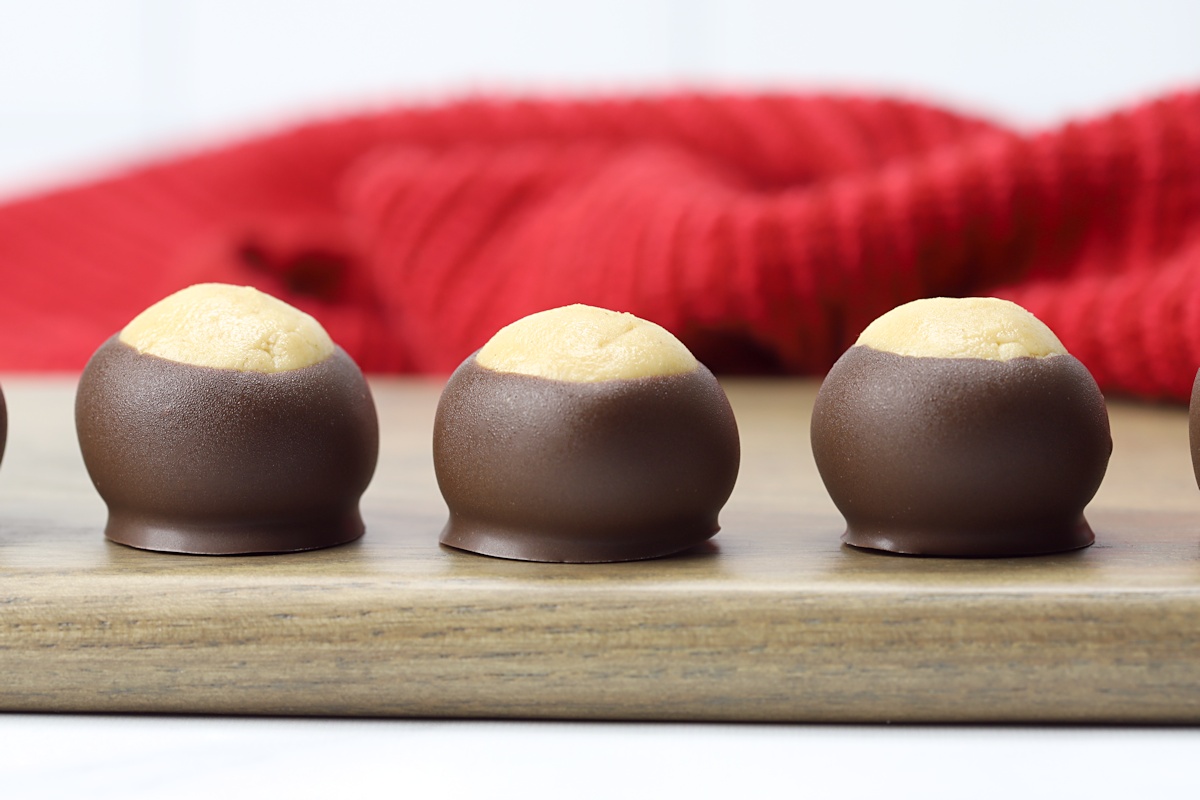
434,356,740,563
0,382,6,468
811,346,1111,556
76,336,378,554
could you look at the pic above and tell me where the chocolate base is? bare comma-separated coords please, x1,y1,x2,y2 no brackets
76,337,378,555
0,382,6,469
811,346,1111,557
433,357,740,563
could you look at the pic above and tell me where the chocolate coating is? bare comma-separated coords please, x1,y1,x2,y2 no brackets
0,382,6,469
76,336,378,554
434,356,740,562
811,346,1111,557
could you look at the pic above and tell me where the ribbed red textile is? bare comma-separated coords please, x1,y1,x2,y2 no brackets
1,91,1199,400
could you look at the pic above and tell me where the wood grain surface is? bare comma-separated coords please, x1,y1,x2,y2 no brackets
1,377,1198,723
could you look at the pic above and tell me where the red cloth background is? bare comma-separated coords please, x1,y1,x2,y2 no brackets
1,91,1198,399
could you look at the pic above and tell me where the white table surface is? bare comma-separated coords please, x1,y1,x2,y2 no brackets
1,715,1197,799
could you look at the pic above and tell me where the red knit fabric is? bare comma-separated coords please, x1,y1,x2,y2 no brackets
1,91,1198,400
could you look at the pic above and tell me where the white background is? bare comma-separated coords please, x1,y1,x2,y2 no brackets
2,1,1199,796
1,0,1198,195
1,715,1199,799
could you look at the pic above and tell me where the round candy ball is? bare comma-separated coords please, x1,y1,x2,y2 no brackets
811,297,1111,557
434,304,740,563
0,382,6,469
76,283,379,554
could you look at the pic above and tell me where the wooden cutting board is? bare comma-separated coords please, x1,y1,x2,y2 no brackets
1,377,1198,723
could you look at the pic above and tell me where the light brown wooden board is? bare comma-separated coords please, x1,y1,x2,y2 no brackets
1,377,1198,723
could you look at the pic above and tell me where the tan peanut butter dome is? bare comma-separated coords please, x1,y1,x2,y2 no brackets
855,297,1068,361
475,304,697,382
119,283,335,373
